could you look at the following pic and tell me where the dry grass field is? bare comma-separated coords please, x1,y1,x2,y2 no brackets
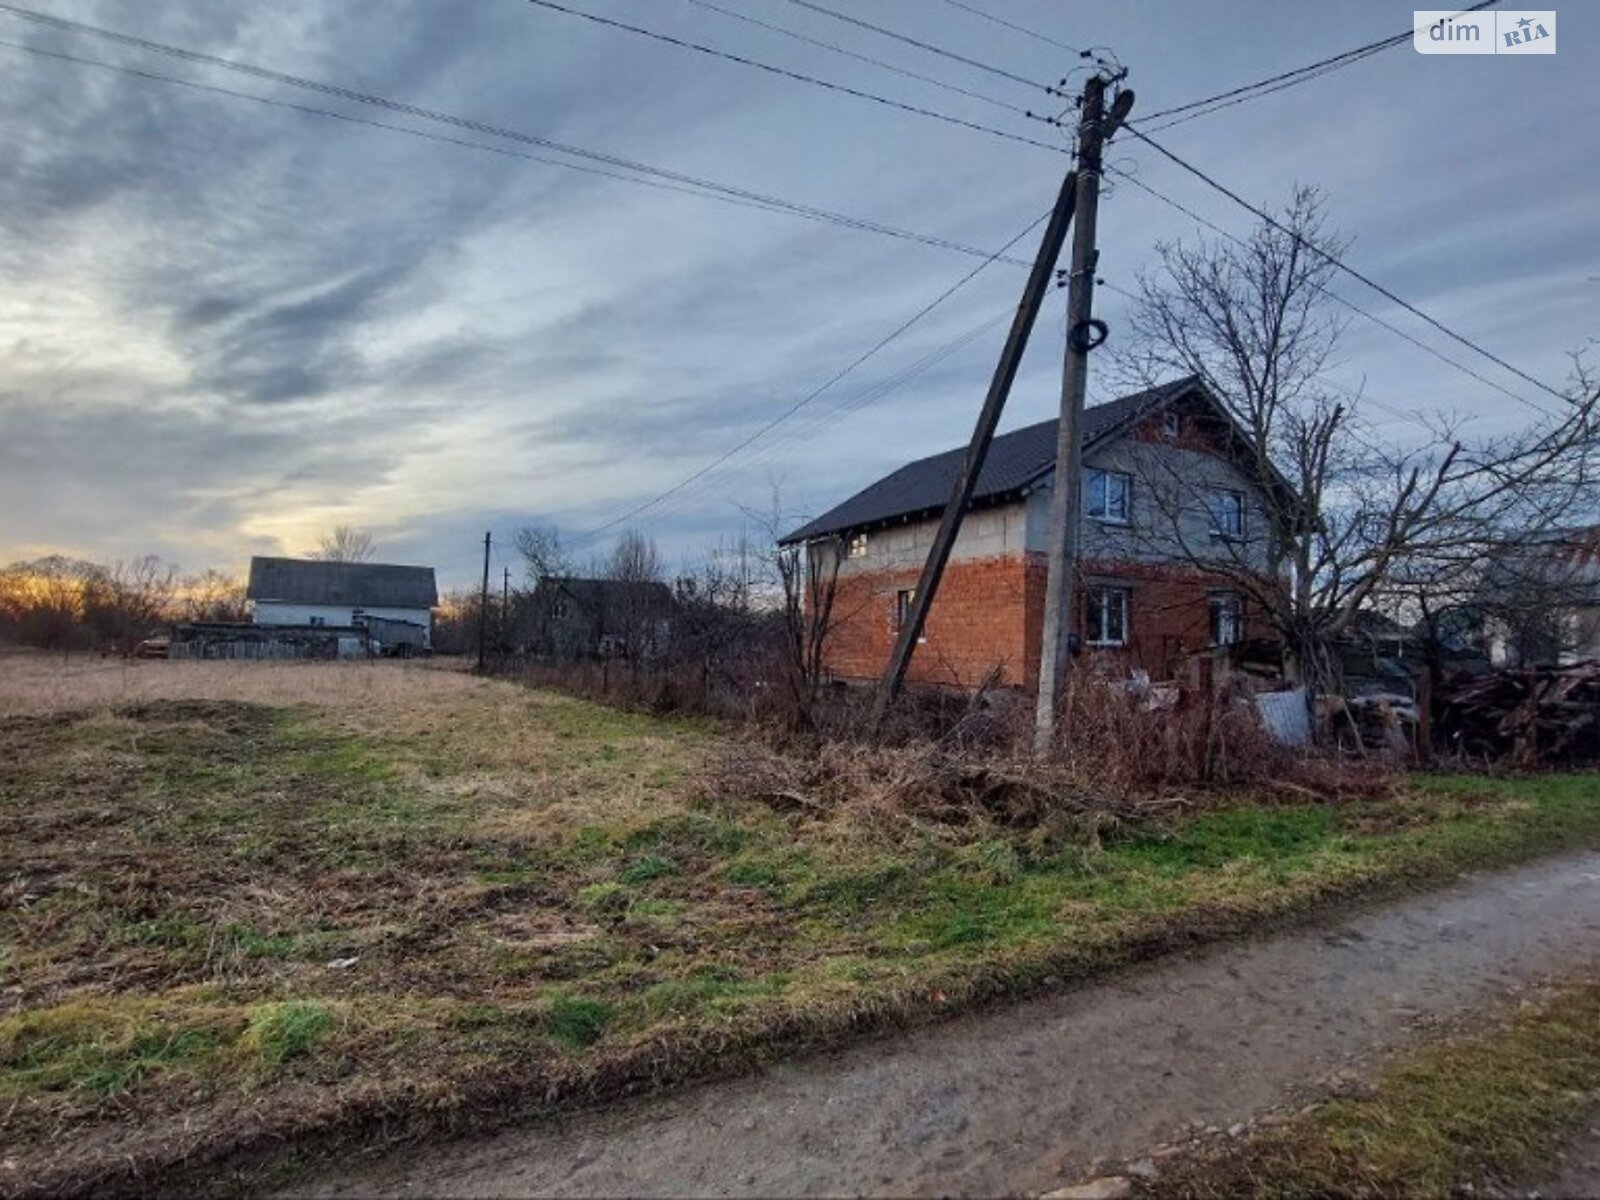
4,653,1600,1196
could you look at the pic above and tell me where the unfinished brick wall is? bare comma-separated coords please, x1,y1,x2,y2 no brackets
825,554,1033,689
822,551,1254,688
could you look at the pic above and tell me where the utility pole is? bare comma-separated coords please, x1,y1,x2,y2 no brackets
502,565,511,653
870,167,1081,729
1034,74,1131,754
476,530,492,671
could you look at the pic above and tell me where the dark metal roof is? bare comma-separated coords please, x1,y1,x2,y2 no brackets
780,377,1200,544
246,556,439,609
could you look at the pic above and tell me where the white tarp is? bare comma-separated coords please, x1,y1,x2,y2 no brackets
1256,687,1311,746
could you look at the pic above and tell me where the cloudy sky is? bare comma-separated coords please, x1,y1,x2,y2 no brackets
0,0,1593,589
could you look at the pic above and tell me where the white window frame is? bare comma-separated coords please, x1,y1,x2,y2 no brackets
847,532,868,559
1208,488,1245,539
1086,586,1130,647
1162,410,1182,438
1086,469,1132,524
1210,593,1244,646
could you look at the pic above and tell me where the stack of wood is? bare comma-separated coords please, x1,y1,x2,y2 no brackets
1436,662,1600,764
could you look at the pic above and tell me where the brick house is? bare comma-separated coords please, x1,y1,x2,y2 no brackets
778,377,1283,690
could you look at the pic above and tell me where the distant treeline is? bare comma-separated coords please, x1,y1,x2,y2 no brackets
0,555,247,655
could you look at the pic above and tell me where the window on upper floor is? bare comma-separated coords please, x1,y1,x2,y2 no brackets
1163,410,1182,438
847,532,868,559
1086,585,1129,646
1086,469,1131,524
1208,488,1245,539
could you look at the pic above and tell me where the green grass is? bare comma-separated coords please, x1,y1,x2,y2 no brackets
1151,974,1600,1198
5,684,1600,1196
241,1002,334,1068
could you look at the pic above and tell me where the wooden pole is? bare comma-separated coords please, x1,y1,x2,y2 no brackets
868,168,1080,730
1034,76,1133,755
477,531,492,671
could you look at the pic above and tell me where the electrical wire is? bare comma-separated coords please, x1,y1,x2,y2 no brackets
1094,275,1431,431
520,0,1061,152
1135,1,1499,131
779,0,1049,89
1116,126,1567,412
934,0,1084,56
1103,164,1558,420
680,0,1029,115
585,304,1017,540
571,209,1055,543
0,26,1037,269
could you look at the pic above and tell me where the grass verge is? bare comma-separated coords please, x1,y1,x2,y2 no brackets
1147,975,1600,1198
4,664,1600,1197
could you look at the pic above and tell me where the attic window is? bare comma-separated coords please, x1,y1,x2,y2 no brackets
1163,410,1182,438
847,533,868,559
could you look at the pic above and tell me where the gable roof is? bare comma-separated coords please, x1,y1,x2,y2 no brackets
246,557,438,609
780,377,1203,544
536,576,676,614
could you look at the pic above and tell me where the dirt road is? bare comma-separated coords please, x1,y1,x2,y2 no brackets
299,850,1600,1198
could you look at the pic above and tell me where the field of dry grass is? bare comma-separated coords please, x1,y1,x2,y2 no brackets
4,654,1600,1197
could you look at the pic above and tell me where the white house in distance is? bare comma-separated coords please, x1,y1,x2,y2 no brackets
245,556,438,650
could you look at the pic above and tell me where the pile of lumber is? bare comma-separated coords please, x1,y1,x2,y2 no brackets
1437,661,1600,764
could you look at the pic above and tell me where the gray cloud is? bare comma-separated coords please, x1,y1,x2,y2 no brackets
0,0,1594,585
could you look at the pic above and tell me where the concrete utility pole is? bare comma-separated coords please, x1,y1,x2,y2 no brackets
502,565,511,652
1034,74,1130,754
477,530,492,671
869,166,1081,730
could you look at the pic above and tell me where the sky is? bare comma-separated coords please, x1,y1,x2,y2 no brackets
0,0,1594,590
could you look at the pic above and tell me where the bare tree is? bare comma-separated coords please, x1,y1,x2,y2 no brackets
311,526,376,563
82,556,180,654
603,529,668,665
0,556,92,652
179,568,249,623
514,523,570,587
1119,186,1600,705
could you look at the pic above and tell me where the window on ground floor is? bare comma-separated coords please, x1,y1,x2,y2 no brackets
1086,586,1129,646
1210,593,1243,646
894,588,927,642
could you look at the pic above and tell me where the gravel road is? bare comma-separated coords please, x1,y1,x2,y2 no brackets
295,849,1600,1199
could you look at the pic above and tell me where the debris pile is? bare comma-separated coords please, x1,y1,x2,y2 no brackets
1437,661,1600,764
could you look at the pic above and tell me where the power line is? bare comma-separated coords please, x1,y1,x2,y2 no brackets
520,0,1062,152
934,0,1084,56
1101,162,1559,420
0,17,1037,268
680,0,1029,115
1118,125,1568,411
779,0,1049,89
594,305,1016,539
1094,274,1433,431
572,209,1054,544
1136,1,1499,132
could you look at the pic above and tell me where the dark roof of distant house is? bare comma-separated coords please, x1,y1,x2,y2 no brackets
537,576,675,612
780,377,1204,544
246,557,439,609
